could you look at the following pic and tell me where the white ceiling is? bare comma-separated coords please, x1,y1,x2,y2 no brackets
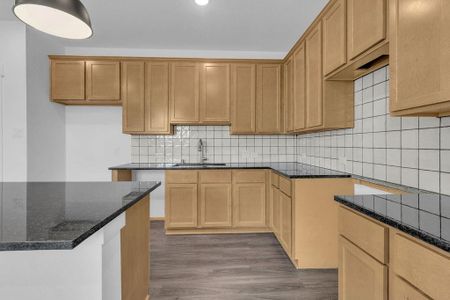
1,0,328,55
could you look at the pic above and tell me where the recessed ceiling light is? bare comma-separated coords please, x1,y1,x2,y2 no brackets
195,0,209,6
13,0,93,39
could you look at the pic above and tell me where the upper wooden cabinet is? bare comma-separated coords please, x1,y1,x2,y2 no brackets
305,23,323,129
51,60,85,101
390,0,450,117
284,57,294,133
231,64,256,134
122,61,145,133
170,62,201,124
293,44,306,132
86,61,121,101
256,64,282,134
323,0,347,75
347,0,386,60
200,63,231,124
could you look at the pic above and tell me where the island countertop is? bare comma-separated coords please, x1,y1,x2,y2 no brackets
0,181,160,251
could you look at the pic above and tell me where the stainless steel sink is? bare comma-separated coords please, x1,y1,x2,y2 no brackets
173,163,226,167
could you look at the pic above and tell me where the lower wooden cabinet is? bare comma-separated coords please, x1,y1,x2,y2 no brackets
280,192,292,255
233,183,266,227
338,236,387,300
390,274,431,300
199,183,232,228
165,183,198,229
271,187,281,236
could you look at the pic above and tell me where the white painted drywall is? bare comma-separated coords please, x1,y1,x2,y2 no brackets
134,170,165,218
65,106,130,181
26,28,66,181
0,21,27,181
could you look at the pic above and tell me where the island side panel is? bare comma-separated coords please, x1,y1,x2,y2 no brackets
121,195,150,300
112,169,132,181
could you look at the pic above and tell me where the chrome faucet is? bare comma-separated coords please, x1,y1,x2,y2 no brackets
197,139,207,163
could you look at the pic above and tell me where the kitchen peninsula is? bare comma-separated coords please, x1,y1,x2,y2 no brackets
0,181,160,300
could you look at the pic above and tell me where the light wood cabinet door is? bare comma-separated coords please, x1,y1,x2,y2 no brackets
271,187,281,235
200,63,231,123
339,236,387,300
347,0,386,60
165,184,198,229
293,43,306,131
305,24,323,129
323,0,347,75
231,64,256,134
390,0,450,115
122,61,145,133
145,62,171,134
233,183,266,228
280,192,292,255
284,57,294,132
86,61,121,101
390,275,431,300
170,62,200,123
51,60,85,100
256,64,282,134
199,183,232,228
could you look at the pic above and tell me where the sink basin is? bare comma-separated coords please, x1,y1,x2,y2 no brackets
173,163,226,167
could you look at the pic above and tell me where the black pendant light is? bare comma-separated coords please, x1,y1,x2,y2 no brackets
13,0,93,39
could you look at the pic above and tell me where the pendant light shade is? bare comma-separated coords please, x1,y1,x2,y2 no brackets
13,0,93,39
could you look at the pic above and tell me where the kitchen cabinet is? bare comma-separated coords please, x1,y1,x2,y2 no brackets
170,62,201,123
293,43,306,131
270,172,292,256
338,236,387,300
305,23,323,129
271,187,281,236
122,61,145,133
233,183,266,228
200,63,231,124
256,64,282,134
51,60,85,101
347,0,386,60
390,275,430,300
283,57,294,132
86,61,121,102
280,192,292,255
390,0,450,117
322,0,347,75
165,183,198,229
231,64,256,134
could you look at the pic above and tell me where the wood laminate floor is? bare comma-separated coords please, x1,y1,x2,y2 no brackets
150,221,338,300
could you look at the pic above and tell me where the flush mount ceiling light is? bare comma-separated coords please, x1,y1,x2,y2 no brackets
195,0,209,6
13,0,93,39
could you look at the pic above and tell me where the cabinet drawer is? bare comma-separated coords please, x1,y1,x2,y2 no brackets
233,170,266,183
279,176,291,196
271,172,279,188
199,170,231,183
338,207,388,263
391,232,450,300
166,170,198,183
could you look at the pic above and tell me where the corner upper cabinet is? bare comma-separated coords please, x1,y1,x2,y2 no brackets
86,61,121,102
200,63,231,124
284,57,294,133
293,43,306,132
347,0,386,60
170,62,200,124
51,60,85,101
323,0,347,75
122,61,145,133
305,23,323,129
231,64,256,134
390,0,450,117
256,64,282,134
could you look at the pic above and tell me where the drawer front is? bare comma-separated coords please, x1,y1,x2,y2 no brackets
338,206,388,263
199,170,232,183
391,232,450,300
233,170,266,183
166,170,198,183
278,176,291,196
271,172,279,188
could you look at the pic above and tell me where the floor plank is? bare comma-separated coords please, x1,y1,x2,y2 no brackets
150,221,338,299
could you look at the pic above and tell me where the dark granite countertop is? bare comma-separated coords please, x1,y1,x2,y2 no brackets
335,193,450,252
0,181,160,251
109,162,351,179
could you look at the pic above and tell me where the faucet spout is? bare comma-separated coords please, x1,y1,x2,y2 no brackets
197,139,208,163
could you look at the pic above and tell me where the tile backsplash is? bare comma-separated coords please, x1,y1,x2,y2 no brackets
131,66,450,195
296,66,450,194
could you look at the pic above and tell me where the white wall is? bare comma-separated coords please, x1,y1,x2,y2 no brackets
26,28,66,181
0,21,27,181
65,106,130,181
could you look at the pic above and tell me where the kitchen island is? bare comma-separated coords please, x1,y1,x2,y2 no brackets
0,181,160,300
